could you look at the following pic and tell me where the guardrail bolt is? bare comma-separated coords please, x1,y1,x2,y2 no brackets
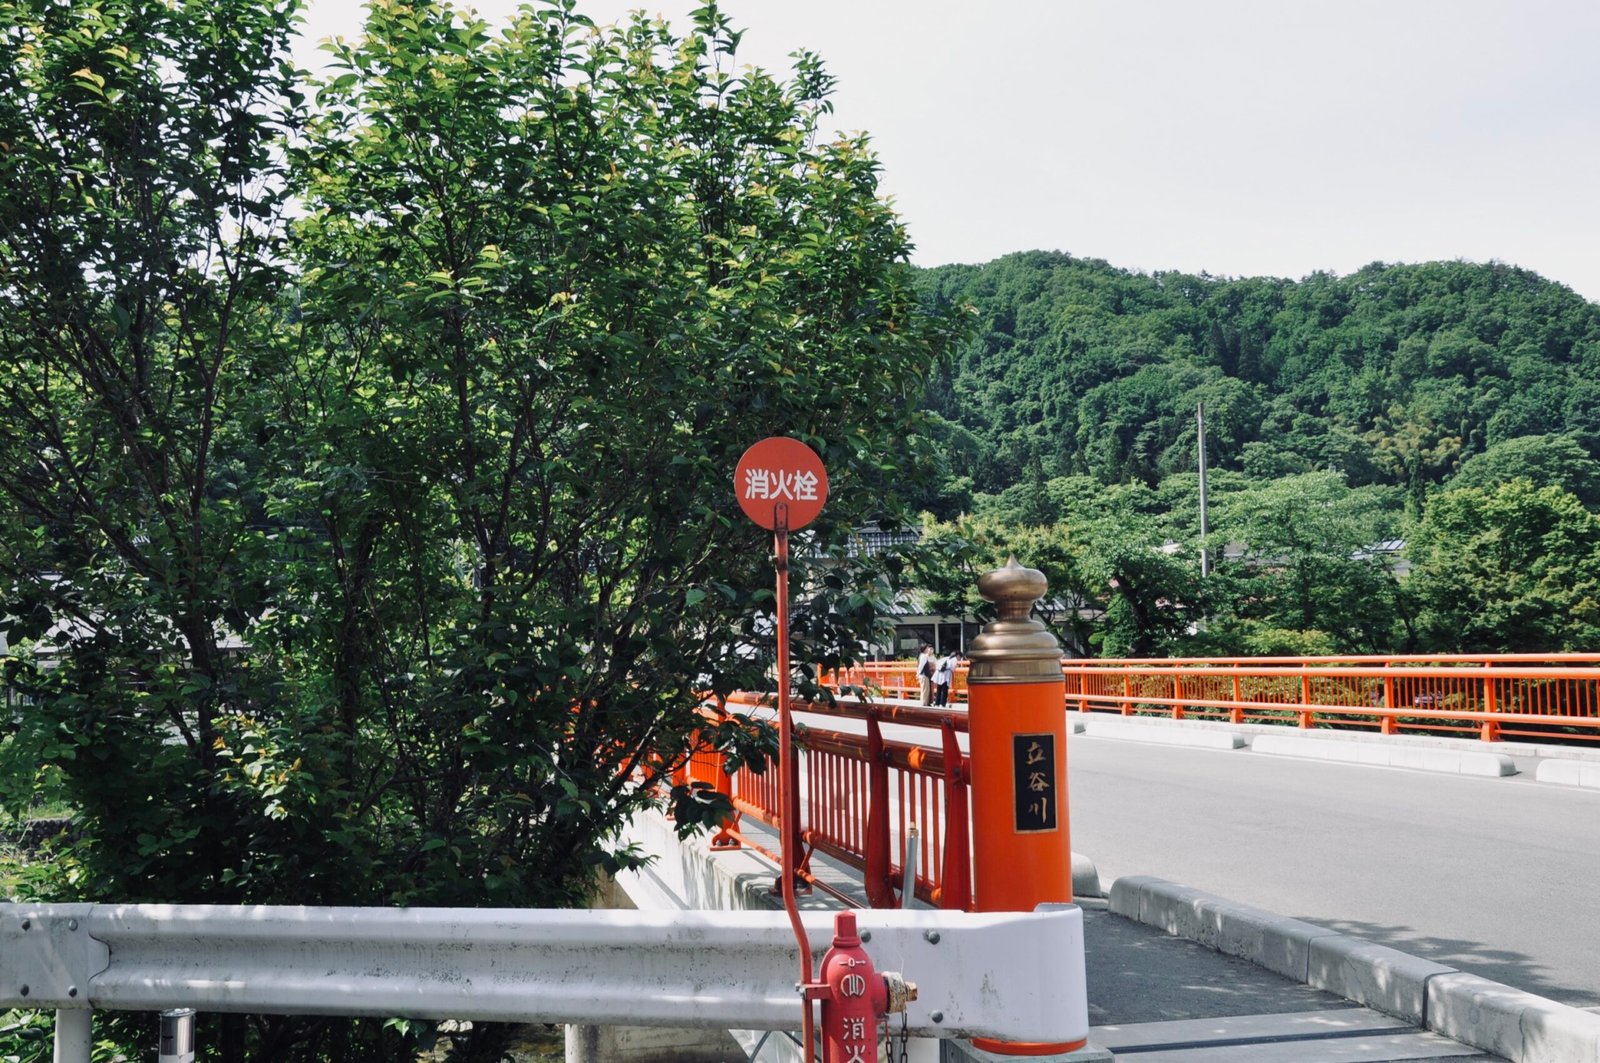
68,986,78,998
68,918,78,931
19,985,28,997
859,930,871,943
923,929,940,944
20,918,29,930
930,1011,943,1024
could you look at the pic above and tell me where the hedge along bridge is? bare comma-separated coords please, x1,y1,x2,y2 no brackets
822,654,1600,744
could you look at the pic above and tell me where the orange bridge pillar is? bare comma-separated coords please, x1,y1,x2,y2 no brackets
966,557,1080,1056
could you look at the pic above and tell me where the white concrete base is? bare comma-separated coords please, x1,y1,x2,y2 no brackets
1251,733,1517,776
1428,972,1600,1063
1535,758,1600,789
1078,717,1247,750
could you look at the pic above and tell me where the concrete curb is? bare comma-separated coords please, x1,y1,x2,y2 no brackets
1108,875,1336,983
1071,853,1103,899
1429,972,1600,1063
1250,733,1517,776
1535,759,1600,789
1108,876,1600,1063
1077,717,1247,750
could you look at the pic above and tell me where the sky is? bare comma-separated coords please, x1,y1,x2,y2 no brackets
295,1,1600,303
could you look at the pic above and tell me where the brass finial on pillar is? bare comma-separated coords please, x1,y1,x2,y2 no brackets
967,557,1064,683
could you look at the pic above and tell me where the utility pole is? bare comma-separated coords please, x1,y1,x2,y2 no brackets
1197,402,1210,578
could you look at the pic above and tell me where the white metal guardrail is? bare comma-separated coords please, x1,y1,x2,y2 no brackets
0,902,1088,1059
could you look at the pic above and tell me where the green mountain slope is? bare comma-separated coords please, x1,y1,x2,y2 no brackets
916,252,1600,501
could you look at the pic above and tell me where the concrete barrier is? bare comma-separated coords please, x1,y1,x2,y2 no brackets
1109,875,1337,983
1535,758,1600,789
1078,718,1247,750
1071,853,1103,899
1307,933,1454,1023
1251,733,1517,777
1111,876,1600,1063
1428,972,1600,1063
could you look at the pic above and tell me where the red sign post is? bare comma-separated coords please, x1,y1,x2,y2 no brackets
733,437,830,1062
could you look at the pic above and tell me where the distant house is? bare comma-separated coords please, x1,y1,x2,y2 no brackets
1351,538,1410,576
874,588,981,659
835,527,977,657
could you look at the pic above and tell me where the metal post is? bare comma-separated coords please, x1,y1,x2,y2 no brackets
52,1009,92,1063
1197,402,1210,578
772,508,816,1063
564,1023,607,1063
901,823,920,908
159,1009,196,1063
1482,664,1500,742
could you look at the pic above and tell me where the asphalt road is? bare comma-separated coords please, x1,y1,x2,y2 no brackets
1065,733,1600,1009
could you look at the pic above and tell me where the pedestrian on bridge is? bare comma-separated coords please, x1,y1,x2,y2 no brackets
917,644,936,704
932,651,959,706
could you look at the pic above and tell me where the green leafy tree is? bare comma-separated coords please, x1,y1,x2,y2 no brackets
1407,481,1600,652
912,514,1096,655
0,1,959,1059
1448,434,1600,509
1078,529,1204,658
0,0,302,888
916,253,1600,498
1204,472,1412,654
0,1,309,1055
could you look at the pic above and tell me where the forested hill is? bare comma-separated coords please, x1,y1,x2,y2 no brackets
914,252,1600,507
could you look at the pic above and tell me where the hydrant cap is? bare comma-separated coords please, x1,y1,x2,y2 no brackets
832,911,861,947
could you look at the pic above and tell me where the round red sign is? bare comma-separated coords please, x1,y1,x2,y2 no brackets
734,437,829,531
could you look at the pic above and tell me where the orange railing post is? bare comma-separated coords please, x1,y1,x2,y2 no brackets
1382,664,1397,735
964,558,1081,1057
938,717,971,911
1481,662,1500,742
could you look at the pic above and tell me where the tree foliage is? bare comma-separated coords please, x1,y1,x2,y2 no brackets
1202,473,1412,654
0,1,959,1058
1447,434,1600,509
1408,482,1600,652
910,251,1600,658
917,252,1600,497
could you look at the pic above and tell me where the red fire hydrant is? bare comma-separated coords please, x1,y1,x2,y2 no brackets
807,912,916,1063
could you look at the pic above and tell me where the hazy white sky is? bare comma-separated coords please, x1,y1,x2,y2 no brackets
296,1,1600,303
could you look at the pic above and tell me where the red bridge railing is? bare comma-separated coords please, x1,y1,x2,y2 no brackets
686,691,971,911
1064,655,1600,743
683,654,1600,911
831,655,1600,743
